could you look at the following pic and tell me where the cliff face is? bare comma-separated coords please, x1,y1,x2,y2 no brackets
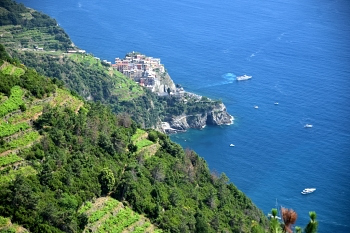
153,73,176,94
162,103,233,133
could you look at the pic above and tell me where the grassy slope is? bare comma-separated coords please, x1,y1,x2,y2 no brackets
68,53,144,101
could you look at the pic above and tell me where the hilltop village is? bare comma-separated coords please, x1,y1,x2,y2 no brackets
112,52,187,97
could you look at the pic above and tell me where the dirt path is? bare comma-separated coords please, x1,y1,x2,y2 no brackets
0,61,7,70
10,66,15,75
75,102,84,113
0,160,25,171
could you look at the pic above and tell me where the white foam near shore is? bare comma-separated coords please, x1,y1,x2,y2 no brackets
225,115,235,125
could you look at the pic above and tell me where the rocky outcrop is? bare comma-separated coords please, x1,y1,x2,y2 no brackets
153,73,176,94
161,103,233,134
207,103,233,125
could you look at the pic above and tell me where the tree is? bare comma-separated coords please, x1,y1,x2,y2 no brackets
305,211,318,233
148,131,158,142
98,168,115,195
295,226,302,233
128,143,138,154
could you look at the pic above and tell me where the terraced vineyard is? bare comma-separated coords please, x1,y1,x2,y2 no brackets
131,129,160,157
0,62,25,77
79,197,161,233
0,216,29,233
0,63,83,185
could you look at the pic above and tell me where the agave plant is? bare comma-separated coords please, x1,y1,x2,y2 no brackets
269,209,283,233
305,211,318,233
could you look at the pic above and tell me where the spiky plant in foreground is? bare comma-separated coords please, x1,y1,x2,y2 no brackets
295,226,302,233
269,209,283,233
305,211,318,233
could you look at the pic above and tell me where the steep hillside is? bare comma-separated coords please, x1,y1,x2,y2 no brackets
0,49,267,232
0,0,71,50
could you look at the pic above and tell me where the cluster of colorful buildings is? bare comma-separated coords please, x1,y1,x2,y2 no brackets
112,52,166,89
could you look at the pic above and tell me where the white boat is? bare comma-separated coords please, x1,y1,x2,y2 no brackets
230,144,235,147
304,124,313,128
236,74,252,81
301,188,316,194
274,102,279,105
254,105,259,109
267,213,281,220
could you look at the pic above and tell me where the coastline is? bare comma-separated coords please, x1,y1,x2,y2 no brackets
112,52,234,134
160,102,234,134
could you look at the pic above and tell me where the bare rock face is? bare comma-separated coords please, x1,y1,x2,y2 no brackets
207,103,233,125
186,114,208,129
153,73,176,94
162,103,233,133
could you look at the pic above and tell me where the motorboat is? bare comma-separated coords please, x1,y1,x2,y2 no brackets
304,124,313,128
230,144,235,147
254,105,259,109
274,102,279,105
236,74,252,81
301,188,316,194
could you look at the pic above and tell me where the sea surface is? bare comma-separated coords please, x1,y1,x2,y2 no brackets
18,0,350,232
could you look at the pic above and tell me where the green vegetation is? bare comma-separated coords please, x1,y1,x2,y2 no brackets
79,197,160,233
0,86,23,117
0,121,30,137
304,211,318,233
7,105,43,123
0,131,40,153
0,154,23,167
131,129,147,141
135,138,153,150
0,63,24,77
0,216,29,232
0,165,36,186
0,0,71,51
99,207,140,232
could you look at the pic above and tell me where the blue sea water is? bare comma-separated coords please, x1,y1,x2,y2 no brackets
17,0,350,232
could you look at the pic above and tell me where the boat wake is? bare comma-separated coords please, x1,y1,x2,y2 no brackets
194,73,236,90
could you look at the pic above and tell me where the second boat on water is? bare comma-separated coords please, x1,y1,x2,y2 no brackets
301,188,316,194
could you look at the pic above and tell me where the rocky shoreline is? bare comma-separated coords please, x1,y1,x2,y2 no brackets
160,102,234,134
